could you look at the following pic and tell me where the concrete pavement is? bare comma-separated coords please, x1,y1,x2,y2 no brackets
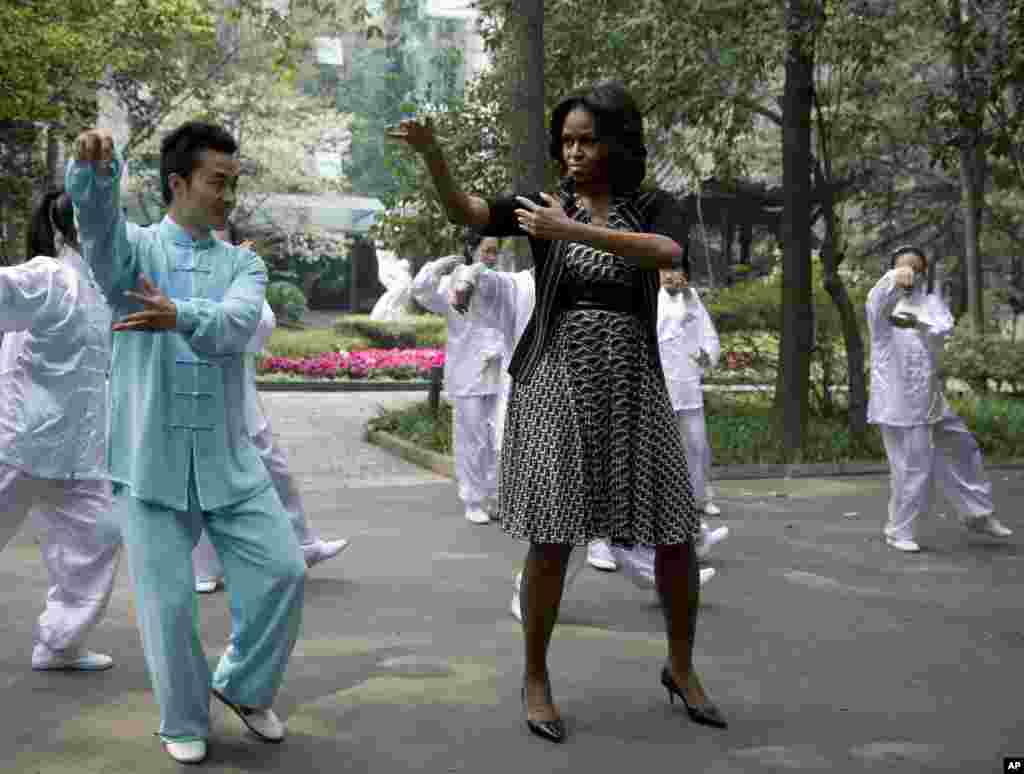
2,391,1022,772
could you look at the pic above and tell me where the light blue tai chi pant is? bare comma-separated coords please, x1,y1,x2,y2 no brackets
115,467,306,741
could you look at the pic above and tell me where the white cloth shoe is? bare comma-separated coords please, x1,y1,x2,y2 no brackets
162,738,207,764
32,643,114,671
465,506,491,524
508,567,716,622
587,540,618,571
885,535,921,552
696,524,729,560
703,501,721,517
212,689,285,742
304,538,350,569
965,515,1013,538
195,577,221,594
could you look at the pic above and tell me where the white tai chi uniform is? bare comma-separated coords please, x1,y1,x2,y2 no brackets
0,247,122,659
192,300,327,580
412,257,506,515
867,270,996,542
658,287,720,507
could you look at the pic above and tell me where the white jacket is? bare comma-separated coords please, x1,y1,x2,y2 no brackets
0,247,112,479
866,270,954,426
657,288,720,411
243,300,276,436
412,258,506,397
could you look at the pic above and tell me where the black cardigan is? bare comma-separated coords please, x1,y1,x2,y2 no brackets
481,187,690,382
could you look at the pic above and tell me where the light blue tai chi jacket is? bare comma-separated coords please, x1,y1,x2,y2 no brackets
66,153,270,512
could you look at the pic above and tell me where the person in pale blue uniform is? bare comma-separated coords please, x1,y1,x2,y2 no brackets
66,123,306,765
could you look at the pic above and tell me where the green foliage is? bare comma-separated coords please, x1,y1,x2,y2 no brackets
949,394,1024,459
943,323,1024,395
266,281,308,324
333,314,448,348
265,328,369,358
368,399,453,455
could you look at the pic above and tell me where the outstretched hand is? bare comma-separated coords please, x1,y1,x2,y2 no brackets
514,193,577,241
112,275,177,332
385,117,438,154
75,128,115,175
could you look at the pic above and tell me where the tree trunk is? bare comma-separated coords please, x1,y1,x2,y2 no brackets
816,168,868,441
776,0,818,462
949,0,986,335
506,0,546,271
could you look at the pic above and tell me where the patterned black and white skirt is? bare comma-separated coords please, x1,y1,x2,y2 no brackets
497,308,700,545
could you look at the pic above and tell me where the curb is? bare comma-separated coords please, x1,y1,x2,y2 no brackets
258,380,432,392
365,429,455,479
365,428,1024,481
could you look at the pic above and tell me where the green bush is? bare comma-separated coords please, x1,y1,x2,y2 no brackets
949,394,1024,458
368,399,453,455
942,323,1024,395
266,281,307,325
333,314,448,349
265,328,370,358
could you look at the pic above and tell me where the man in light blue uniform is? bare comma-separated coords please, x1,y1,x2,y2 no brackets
67,124,306,765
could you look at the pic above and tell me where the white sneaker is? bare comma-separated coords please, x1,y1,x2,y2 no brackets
509,572,523,621
465,506,491,524
699,567,716,586
587,540,618,571
32,643,114,671
703,502,722,517
965,515,1013,538
162,738,207,764
195,578,221,594
212,689,285,742
885,535,921,552
696,525,730,560
304,538,350,569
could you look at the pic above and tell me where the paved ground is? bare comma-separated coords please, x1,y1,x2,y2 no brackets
2,391,1023,772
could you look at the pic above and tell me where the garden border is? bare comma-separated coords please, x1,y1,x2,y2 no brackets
257,380,431,392
365,427,1024,481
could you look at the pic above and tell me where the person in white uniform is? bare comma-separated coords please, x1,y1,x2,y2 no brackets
0,189,122,672
412,234,507,524
867,245,1012,552
446,261,717,622
191,232,349,593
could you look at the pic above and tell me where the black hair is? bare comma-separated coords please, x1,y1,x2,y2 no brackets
27,189,77,258
549,80,647,194
159,121,238,205
889,244,928,271
462,227,502,264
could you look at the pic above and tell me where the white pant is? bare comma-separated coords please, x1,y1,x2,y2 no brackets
453,394,499,508
0,463,121,652
193,424,317,580
879,412,994,541
676,408,711,506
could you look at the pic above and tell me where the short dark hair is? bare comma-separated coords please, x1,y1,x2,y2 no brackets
27,189,76,258
549,80,647,194
890,244,928,271
159,121,238,205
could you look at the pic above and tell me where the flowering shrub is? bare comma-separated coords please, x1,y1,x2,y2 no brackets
259,348,445,380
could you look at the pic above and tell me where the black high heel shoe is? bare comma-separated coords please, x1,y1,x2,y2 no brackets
660,667,728,729
522,683,566,743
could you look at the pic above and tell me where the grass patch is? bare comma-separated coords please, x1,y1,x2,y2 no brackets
368,399,453,455
333,314,448,349
266,327,370,358
368,392,1024,465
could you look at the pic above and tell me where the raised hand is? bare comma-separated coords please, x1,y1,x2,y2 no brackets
893,266,915,289
75,129,115,173
432,255,463,277
385,117,437,154
514,193,577,241
112,274,177,332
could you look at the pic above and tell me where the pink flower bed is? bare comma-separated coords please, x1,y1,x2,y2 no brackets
259,348,446,380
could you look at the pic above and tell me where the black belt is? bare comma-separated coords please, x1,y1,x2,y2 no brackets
559,283,644,316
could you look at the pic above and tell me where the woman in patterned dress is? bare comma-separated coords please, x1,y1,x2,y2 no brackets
388,80,725,740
